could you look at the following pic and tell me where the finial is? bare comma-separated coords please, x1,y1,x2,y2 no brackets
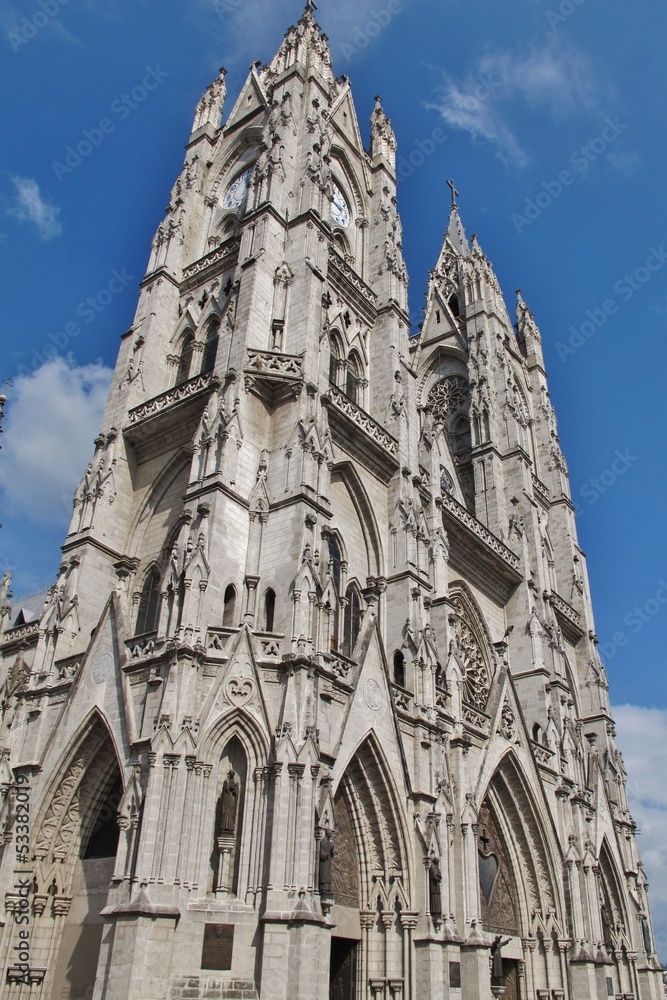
446,179,459,210
305,0,317,11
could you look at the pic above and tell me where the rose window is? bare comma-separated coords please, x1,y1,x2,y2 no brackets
427,375,468,422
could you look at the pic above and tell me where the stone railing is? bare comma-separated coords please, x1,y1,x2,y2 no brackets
463,702,490,732
125,632,159,661
531,741,557,767
440,492,521,573
182,241,239,281
206,628,235,654
327,384,398,458
256,635,282,659
532,474,550,502
328,249,377,308
2,621,40,646
245,350,303,379
547,591,583,631
391,684,412,713
128,371,218,425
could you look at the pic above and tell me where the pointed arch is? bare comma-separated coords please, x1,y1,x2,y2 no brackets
334,730,412,909
330,462,383,578
128,450,191,560
200,318,220,373
175,329,195,385
479,749,564,937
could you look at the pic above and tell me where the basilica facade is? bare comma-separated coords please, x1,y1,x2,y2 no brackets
0,7,662,999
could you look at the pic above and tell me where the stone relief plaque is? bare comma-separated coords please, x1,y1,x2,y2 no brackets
91,652,113,685
363,678,383,711
201,923,234,971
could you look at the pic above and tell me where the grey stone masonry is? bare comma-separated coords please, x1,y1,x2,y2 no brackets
0,6,662,1000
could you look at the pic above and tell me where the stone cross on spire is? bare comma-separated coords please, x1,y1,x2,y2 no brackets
447,178,460,209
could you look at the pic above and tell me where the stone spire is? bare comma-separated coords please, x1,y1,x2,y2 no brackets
370,96,397,171
190,67,227,139
515,288,545,370
444,179,470,255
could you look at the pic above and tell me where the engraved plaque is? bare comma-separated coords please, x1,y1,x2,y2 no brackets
449,961,461,988
201,923,234,971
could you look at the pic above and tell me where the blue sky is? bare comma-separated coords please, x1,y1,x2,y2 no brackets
1,0,667,954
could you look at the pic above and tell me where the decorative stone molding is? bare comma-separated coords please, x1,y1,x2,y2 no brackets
2,621,40,647
128,371,219,426
326,384,398,458
440,492,520,573
245,350,304,379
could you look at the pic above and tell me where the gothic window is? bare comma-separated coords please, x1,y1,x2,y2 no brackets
201,322,219,373
346,351,361,405
426,375,468,424
263,588,276,632
176,332,195,385
329,334,343,387
342,585,361,657
135,568,161,636
222,584,237,627
326,534,342,651
393,650,406,687
448,292,460,318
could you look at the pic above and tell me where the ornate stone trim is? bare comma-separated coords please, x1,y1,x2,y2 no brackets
128,372,219,426
440,492,520,573
181,241,239,282
245,350,304,380
326,384,398,458
2,621,40,646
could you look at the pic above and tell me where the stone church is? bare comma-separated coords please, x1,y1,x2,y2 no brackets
0,5,662,999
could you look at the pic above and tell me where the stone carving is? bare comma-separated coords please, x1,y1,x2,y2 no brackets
499,701,516,741
429,857,442,917
449,595,492,710
319,828,334,899
427,376,469,423
219,770,240,835
245,350,303,378
327,383,398,458
440,492,521,573
128,371,218,425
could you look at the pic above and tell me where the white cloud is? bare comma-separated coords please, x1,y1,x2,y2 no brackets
428,41,601,167
613,704,667,960
0,358,112,525
6,176,62,240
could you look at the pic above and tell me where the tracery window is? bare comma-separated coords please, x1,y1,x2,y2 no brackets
426,375,468,423
135,568,161,636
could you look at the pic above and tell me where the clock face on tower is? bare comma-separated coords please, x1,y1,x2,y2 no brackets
222,167,252,211
331,182,351,228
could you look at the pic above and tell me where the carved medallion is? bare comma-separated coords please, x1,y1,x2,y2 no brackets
363,678,383,712
91,653,112,685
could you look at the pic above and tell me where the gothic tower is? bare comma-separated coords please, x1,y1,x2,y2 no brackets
0,7,662,999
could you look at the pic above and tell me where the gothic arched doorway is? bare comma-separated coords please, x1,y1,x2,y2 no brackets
328,735,412,1000
34,715,124,1000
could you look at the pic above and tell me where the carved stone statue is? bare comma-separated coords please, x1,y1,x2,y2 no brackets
219,769,240,835
319,828,334,899
490,934,510,983
641,913,652,958
600,902,614,952
429,857,442,917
